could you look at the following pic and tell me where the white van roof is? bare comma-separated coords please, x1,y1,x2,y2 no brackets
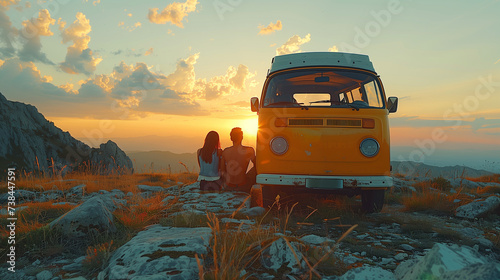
269,52,376,74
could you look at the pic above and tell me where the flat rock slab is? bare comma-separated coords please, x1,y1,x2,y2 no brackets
455,195,500,219
104,225,211,280
339,265,396,280
395,243,500,280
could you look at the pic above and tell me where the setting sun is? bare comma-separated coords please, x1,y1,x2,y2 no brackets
240,117,259,139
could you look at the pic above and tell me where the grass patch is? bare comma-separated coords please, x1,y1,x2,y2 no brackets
476,185,500,195
467,174,500,184
82,240,115,276
160,211,210,228
114,192,171,231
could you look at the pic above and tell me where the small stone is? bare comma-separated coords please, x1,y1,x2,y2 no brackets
395,253,408,261
357,233,369,239
380,258,393,265
400,244,414,251
36,270,53,280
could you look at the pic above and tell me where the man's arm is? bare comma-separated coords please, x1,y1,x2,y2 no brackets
249,147,256,167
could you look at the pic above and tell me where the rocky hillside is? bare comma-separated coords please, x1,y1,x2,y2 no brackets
0,92,133,176
1,171,499,279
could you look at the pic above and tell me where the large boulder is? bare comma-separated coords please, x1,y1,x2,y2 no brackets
104,225,211,279
49,196,116,240
455,195,500,219
395,243,500,280
88,140,133,175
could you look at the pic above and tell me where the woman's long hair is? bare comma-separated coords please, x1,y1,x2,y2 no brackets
200,131,220,164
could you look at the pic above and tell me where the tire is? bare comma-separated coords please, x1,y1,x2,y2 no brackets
361,189,385,213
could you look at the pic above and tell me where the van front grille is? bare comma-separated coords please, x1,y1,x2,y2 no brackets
327,119,362,127
288,119,324,126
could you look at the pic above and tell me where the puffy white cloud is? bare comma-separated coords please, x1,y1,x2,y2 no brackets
276,33,311,55
258,20,282,35
329,45,339,52
60,12,102,75
148,0,198,27
18,9,55,64
164,53,199,94
162,53,256,101
58,82,78,95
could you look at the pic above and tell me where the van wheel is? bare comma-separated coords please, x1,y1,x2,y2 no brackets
361,190,385,213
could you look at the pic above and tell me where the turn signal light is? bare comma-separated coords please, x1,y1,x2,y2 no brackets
362,118,375,129
275,118,288,127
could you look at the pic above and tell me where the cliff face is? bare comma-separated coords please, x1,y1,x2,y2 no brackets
0,92,133,176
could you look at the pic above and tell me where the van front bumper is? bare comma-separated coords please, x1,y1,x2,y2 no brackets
256,174,392,189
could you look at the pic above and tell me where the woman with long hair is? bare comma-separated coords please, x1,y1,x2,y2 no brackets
197,131,223,191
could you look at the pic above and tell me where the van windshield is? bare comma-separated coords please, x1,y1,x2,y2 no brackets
262,69,384,109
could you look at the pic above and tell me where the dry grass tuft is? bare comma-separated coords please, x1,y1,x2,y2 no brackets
466,174,500,183
114,192,171,231
82,240,115,276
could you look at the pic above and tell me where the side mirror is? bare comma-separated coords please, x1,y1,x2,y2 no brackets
250,97,259,112
387,97,398,113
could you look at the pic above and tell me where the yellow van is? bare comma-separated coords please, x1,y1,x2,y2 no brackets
250,52,398,212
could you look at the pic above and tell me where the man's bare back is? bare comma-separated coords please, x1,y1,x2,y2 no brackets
222,145,255,186
221,127,256,192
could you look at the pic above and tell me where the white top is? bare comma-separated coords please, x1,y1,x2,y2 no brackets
197,175,220,182
269,52,376,74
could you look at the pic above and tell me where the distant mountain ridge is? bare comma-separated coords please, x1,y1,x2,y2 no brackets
391,161,493,179
126,149,495,179
0,92,133,177
127,150,198,173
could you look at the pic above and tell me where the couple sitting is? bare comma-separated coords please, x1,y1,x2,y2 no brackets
197,127,256,193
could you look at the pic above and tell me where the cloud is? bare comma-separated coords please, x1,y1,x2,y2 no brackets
85,0,101,5
18,9,55,64
0,0,19,9
0,58,68,102
0,9,17,58
164,53,199,94
60,12,102,75
161,53,256,100
226,101,249,107
148,0,198,27
329,45,339,52
258,20,282,35
145,48,153,56
276,33,311,56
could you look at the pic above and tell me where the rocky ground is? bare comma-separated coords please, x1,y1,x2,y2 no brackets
1,174,500,279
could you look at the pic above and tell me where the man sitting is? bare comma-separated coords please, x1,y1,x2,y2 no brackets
221,127,256,193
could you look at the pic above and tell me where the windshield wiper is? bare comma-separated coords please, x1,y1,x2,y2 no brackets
346,103,360,111
308,100,331,104
267,101,304,107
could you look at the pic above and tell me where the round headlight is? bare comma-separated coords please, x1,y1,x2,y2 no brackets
270,137,288,155
360,138,380,157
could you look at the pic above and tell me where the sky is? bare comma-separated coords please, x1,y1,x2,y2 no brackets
1,0,499,172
